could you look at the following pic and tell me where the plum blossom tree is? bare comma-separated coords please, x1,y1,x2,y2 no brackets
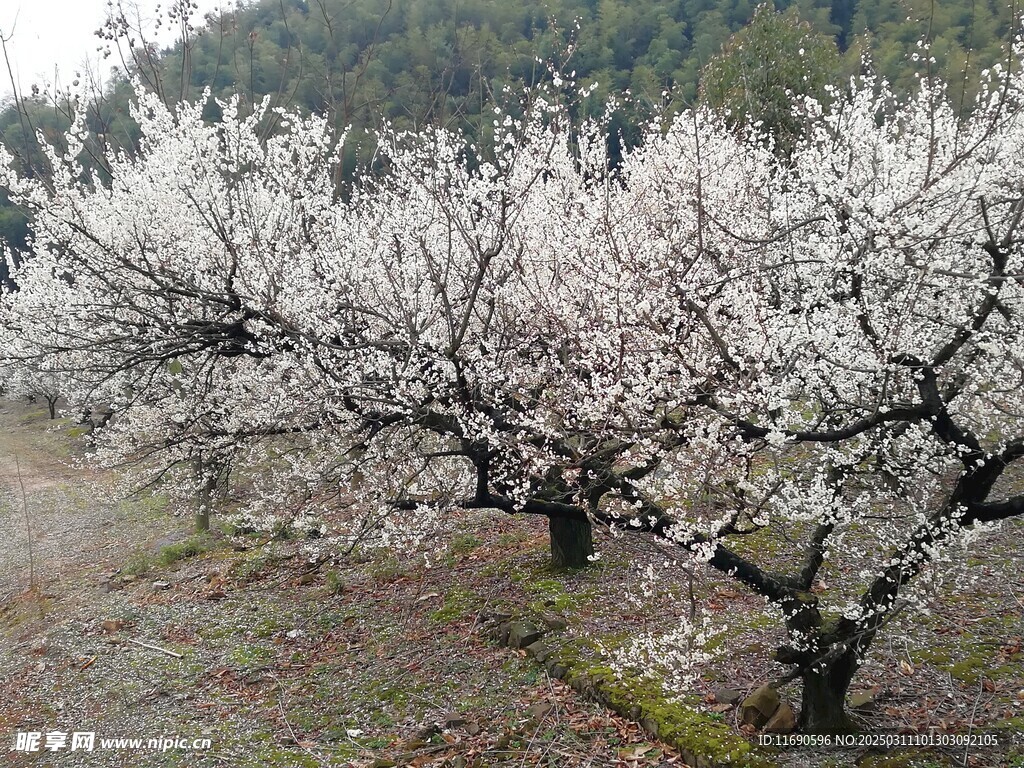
0,346,67,417
3,50,1024,733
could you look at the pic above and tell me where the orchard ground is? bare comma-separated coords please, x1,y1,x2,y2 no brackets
0,399,1021,768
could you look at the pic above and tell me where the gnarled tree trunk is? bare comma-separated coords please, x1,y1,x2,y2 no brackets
549,516,593,569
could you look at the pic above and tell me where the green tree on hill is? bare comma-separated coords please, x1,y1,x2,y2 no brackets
700,4,842,152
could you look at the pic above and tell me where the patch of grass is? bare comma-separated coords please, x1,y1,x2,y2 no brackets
237,731,327,767
230,549,274,582
449,533,483,554
122,550,154,576
157,533,215,566
325,569,344,596
496,530,530,547
252,617,283,639
117,493,171,519
314,608,360,630
367,555,408,583
0,589,52,631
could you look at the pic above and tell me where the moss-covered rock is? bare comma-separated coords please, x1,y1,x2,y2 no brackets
532,638,777,768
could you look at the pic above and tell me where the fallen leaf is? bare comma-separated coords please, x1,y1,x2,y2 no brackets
618,744,660,761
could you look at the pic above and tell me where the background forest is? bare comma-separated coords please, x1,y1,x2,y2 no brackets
0,0,1020,272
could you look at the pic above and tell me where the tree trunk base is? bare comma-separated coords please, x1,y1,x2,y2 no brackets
195,510,210,533
799,654,859,734
549,516,593,569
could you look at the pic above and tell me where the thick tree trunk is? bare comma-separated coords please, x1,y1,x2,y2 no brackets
549,516,594,569
799,650,859,734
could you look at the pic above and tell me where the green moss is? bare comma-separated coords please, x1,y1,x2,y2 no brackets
546,639,774,768
524,577,586,613
237,731,330,767
913,644,1021,683
584,667,771,767
721,527,784,562
228,643,273,669
526,578,563,594
912,647,953,666
198,623,235,641
857,751,952,767
430,586,479,624
999,715,1024,729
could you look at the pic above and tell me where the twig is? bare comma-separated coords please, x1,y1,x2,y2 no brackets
1008,585,1024,612
271,671,330,766
14,453,35,590
126,638,183,658
961,677,986,768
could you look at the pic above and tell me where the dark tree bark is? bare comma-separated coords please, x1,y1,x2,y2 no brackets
798,649,859,734
548,516,594,569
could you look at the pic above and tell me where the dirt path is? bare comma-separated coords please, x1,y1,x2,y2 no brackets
0,400,171,598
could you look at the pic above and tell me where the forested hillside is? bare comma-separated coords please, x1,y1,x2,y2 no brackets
0,0,1019,253
152,0,1019,124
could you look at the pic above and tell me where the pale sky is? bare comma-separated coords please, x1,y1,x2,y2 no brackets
0,0,227,100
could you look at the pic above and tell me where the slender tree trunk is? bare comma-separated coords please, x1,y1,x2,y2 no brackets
549,516,593,569
194,457,218,533
799,649,859,734
46,396,57,419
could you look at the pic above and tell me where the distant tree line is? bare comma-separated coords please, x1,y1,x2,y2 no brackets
0,0,1018,254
